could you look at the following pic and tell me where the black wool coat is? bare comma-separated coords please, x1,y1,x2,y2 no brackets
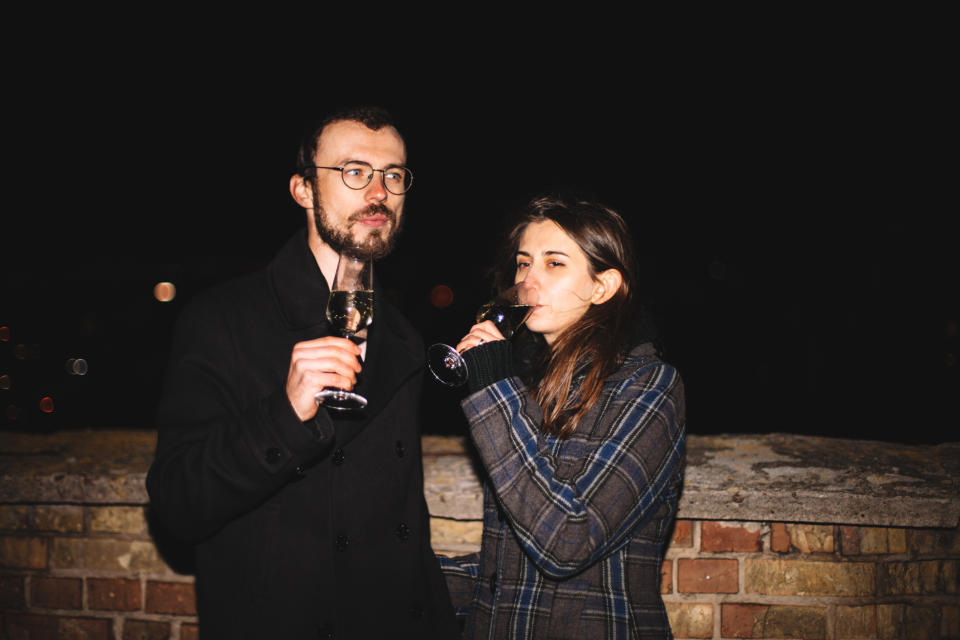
147,231,458,639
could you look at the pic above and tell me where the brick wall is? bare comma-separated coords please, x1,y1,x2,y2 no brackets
0,504,197,639
661,520,960,639
2,431,957,639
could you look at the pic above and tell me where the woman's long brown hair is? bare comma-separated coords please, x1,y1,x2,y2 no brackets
493,196,638,439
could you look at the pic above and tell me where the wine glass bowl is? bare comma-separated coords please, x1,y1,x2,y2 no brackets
428,281,538,387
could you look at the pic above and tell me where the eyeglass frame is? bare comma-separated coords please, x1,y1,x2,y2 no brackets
309,162,414,195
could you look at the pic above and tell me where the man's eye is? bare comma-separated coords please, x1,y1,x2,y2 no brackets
385,170,404,182
344,168,364,177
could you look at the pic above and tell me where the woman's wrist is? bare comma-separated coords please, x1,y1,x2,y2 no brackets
462,340,514,393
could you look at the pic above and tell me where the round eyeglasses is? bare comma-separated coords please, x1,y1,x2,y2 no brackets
311,161,413,195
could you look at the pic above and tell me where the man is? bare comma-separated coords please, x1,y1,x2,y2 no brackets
147,107,458,639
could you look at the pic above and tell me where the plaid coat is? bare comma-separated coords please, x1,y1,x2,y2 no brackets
440,343,685,639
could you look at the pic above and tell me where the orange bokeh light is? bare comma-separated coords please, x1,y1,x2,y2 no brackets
154,282,177,302
39,396,54,413
430,285,454,308
0,326,9,342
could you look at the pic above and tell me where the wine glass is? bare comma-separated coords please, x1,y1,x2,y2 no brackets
315,251,374,410
427,281,539,387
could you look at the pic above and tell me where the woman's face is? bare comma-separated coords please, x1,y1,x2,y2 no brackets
515,220,599,345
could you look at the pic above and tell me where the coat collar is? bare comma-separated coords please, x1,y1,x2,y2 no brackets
267,230,425,440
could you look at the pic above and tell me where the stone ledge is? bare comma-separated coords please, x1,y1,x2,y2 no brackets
2,431,957,529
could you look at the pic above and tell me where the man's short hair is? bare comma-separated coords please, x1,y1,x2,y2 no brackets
296,106,401,177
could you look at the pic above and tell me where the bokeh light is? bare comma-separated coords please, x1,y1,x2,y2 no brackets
65,358,89,376
39,396,55,413
0,374,10,390
154,282,177,302
14,344,26,360
0,326,9,342
430,284,454,308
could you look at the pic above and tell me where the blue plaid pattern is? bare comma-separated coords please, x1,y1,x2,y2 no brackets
440,343,685,639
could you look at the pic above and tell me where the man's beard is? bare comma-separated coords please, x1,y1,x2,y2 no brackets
311,182,402,259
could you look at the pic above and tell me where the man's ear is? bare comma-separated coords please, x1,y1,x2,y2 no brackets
591,269,623,305
289,174,313,210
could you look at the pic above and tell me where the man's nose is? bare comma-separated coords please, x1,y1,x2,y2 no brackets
364,170,388,202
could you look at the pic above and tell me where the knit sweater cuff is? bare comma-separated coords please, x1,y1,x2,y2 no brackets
463,340,514,393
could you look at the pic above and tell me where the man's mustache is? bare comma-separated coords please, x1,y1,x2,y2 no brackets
349,204,395,224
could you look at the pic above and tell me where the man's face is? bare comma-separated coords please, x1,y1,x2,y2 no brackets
305,120,407,258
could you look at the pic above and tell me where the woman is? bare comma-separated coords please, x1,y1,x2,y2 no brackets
439,195,685,639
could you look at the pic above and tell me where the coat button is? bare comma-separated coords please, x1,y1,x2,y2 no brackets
265,448,282,463
396,523,411,541
332,448,345,465
489,571,497,595
293,465,306,479
335,534,349,551
395,440,405,457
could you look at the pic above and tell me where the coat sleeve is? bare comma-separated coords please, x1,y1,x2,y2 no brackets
461,362,685,579
146,294,335,543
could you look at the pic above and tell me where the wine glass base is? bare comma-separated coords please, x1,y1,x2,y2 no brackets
315,388,368,411
427,343,469,387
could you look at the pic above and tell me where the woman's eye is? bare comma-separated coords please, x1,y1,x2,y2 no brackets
516,262,530,270
548,261,565,268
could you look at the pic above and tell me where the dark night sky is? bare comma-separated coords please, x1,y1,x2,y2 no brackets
3,39,956,443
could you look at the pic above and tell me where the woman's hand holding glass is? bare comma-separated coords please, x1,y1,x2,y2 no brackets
456,320,506,354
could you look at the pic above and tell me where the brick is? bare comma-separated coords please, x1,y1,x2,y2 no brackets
858,526,889,554
88,577,142,611
786,524,834,553
903,605,938,640
877,604,904,639
660,560,671,594
0,536,48,569
89,506,147,536
0,574,26,609
945,559,958,594
745,559,875,596
429,517,481,550
665,602,712,638
145,581,196,615
771,522,790,552
701,520,762,552
34,506,83,533
836,605,875,638
677,558,738,593
51,538,170,573
0,506,30,531
31,576,82,609
671,519,693,548
122,618,170,639
908,527,960,555
721,603,825,639
943,605,959,638
840,526,860,555
877,560,939,595
4,613,112,639
887,528,906,554
180,623,200,640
